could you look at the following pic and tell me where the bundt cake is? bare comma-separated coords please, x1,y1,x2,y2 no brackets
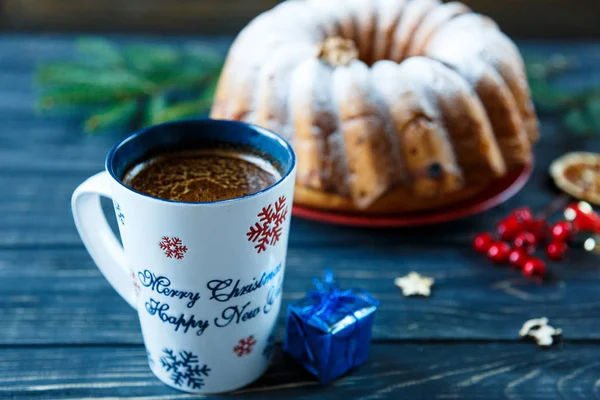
211,0,539,214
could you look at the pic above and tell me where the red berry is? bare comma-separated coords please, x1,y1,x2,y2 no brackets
496,216,523,241
576,214,599,232
564,203,580,222
565,202,599,232
564,201,593,222
512,207,534,224
513,231,537,253
487,242,511,264
551,221,574,242
522,258,546,279
473,233,494,253
526,219,549,240
508,248,529,268
546,241,568,261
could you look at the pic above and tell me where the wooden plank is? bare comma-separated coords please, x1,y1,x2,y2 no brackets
0,343,596,398
1,246,599,345
0,34,230,66
2,0,600,38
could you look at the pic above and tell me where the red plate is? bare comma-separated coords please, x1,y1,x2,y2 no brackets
292,161,533,228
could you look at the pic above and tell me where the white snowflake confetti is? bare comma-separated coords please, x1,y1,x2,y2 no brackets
394,272,434,297
233,335,257,357
519,317,562,347
160,348,210,389
246,196,288,253
159,236,188,260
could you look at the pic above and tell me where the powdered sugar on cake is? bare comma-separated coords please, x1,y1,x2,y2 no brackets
210,0,539,212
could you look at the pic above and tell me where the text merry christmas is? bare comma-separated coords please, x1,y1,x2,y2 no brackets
206,263,282,303
138,269,201,308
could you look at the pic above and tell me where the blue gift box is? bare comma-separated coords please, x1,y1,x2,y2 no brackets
283,271,379,384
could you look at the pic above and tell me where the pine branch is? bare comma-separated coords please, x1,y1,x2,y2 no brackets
35,37,223,134
525,53,600,136
144,94,168,126
37,63,155,93
84,100,139,134
149,97,213,125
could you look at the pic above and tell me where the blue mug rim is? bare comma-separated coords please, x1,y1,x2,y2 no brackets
105,118,296,205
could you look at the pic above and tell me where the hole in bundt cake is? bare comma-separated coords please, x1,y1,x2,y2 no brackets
317,36,359,66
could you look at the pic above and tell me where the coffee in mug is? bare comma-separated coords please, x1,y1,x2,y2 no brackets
121,146,281,203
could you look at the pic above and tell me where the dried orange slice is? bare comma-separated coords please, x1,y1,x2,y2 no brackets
550,152,600,205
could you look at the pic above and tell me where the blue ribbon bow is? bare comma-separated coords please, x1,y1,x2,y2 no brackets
299,270,379,328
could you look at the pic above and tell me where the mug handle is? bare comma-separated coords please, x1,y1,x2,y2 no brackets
71,171,136,309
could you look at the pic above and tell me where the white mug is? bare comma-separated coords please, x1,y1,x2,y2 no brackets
71,119,296,393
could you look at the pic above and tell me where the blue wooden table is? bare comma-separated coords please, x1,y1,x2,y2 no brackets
3,35,600,399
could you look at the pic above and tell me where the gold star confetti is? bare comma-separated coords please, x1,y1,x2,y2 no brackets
519,317,562,347
394,272,434,297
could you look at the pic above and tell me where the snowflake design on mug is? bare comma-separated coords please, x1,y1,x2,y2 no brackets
160,348,210,389
159,236,188,260
233,335,257,357
113,201,125,226
246,196,288,254
131,270,141,297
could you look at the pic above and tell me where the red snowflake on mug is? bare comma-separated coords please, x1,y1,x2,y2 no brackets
131,270,141,297
159,236,188,260
246,196,288,254
233,335,256,357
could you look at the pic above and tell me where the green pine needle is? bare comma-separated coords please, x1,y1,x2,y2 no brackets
584,96,600,130
125,45,182,74
35,37,223,134
563,108,593,135
150,97,213,125
37,63,155,93
144,95,168,126
37,87,134,112
525,54,600,137
84,100,139,134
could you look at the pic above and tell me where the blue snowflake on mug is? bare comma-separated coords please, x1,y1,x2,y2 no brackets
160,348,210,389
113,201,125,226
